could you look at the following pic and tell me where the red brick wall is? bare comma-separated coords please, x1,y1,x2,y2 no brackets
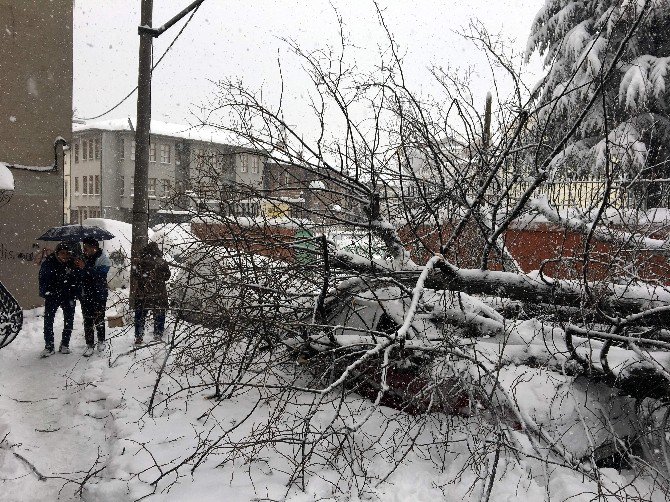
191,221,297,262
192,220,670,284
399,221,670,284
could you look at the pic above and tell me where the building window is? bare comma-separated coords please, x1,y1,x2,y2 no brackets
74,177,79,193
149,142,156,162
88,140,94,161
81,207,88,222
148,178,157,197
284,172,290,186
94,138,101,159
131,141,136,161
74,143,79,163
130,176,134,196
88,175,94,195
160,144,171,164
82,140,88,161
119,139,125,160
195,148,210,167
120,176,125,196
82,176,88,195
94,175,100,195
240,154,248,173
251,156,259,174
161,178,172,197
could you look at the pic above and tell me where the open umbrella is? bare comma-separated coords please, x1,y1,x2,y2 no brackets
37,224,115,242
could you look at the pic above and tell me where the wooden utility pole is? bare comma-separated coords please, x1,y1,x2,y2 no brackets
483,91,492,150
130,0,205,306
130,0,153,305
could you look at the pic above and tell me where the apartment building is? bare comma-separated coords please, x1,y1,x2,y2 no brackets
262,161,361,221
69,120,268,224
68,119,363,225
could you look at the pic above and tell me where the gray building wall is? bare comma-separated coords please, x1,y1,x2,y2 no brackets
0,0,73,309
70,130,181,224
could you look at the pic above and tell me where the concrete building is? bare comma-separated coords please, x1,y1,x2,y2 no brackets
69,119,260,223
69,120,266,224
0,0,73,308
68,120,363,227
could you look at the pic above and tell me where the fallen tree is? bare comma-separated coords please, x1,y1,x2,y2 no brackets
138,3,670,499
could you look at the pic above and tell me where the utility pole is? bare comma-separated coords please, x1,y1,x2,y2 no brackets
483,91,492,151
130,0,205,305
130,0,153,305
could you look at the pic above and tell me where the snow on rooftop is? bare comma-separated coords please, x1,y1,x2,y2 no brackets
73,118,235,145
0,162,14,190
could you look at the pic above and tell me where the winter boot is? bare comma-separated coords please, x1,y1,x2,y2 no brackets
83,345,95,357
40,347,55,358
58,345,71,354
134,337,144,346
97,342,105,353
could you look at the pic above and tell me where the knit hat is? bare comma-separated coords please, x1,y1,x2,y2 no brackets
55,242,72,254
82,237,100,248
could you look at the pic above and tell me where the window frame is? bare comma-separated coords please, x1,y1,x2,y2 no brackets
149,142,156,163
161,178,172,197
160,144,171,164
148,177,157,197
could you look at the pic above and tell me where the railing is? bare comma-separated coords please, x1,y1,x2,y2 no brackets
0,281,22,349
489,179,670,210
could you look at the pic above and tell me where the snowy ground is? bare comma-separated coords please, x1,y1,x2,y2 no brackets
1,300,667,501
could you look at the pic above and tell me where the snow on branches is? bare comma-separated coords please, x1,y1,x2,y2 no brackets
527,0,670,180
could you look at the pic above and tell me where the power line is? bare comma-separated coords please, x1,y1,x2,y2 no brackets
74,3,202,122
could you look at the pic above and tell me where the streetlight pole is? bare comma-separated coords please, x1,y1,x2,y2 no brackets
130,0,205,306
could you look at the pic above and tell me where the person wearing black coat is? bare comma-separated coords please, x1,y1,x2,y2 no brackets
38,242,80,357
132,241,171,344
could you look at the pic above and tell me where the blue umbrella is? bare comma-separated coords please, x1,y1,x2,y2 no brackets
37,224,115,242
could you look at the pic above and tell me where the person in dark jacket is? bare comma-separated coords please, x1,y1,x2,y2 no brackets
75,237,111,356
132,241,171,344
38,242,80,357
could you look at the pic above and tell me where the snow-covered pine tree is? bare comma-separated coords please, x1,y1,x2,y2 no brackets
527,0,670,195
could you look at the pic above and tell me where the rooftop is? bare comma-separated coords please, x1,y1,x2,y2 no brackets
73,118,235,145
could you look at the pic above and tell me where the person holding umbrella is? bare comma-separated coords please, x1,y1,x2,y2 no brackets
38,242,80,357
74,237,111,356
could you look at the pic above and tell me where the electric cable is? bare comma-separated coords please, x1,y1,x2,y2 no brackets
74,3,202,121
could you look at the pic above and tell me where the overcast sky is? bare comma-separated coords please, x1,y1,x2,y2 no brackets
73,0,544,130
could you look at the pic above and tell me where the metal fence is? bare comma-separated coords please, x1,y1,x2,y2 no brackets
490,179,670,210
